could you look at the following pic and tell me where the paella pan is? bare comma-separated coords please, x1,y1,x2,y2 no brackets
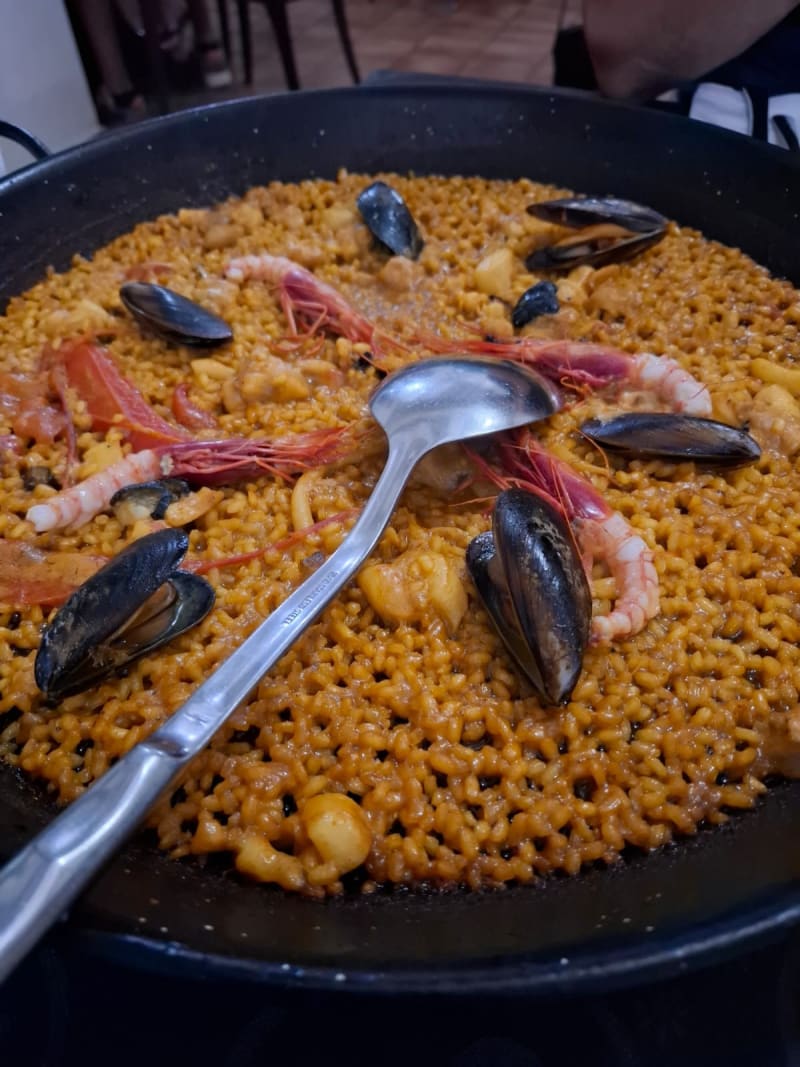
0,85,799,993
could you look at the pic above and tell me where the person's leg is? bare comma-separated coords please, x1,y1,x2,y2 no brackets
73,0,134,96
185,0,213,42
72,0,147,120
185,0,233,87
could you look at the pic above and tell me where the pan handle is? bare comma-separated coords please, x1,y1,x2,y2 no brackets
0,120,51,162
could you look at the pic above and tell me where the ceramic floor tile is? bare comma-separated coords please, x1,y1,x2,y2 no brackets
172,0,567,107
458,52,531,81
528,55,555,84
393,50,473,76
484,38,552,59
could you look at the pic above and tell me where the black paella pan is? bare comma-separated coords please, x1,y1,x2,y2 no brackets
1,84,799,994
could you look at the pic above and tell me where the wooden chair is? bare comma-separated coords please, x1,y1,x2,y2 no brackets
216,0,361,91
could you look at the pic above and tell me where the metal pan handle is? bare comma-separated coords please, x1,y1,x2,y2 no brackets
0,120,51,162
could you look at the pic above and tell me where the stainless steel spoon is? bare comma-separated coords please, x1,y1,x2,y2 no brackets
0,356,561,981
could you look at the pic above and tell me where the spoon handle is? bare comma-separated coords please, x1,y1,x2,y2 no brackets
0,438,421,982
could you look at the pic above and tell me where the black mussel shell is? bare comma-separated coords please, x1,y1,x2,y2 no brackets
580,413,761,467
525,195,667,271
511,281,560,329
527,196,667,234
356,181,424,260
467,489,591,705
22,465,60,492
110,479,192,522
467,532,549,697
120,282,233,347
35,528,214,699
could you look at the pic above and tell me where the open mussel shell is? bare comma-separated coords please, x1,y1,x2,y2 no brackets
121,570,215,658
467,489,591,705
525,195,668,271
34,528,214,700
120,282,233,347
580,413,762,467
356,180,424,259
526,228,664,271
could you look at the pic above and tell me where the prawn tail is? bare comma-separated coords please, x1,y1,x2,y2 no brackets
579,513,660,645
631,352,712,416
26,449,162,533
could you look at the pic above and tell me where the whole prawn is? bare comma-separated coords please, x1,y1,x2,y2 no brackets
25,429,348,533
27,449,162,533
226,254,375,344
422,334,712,416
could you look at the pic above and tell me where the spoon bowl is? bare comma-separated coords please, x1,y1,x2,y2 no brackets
369,355,561,450
0,355,562,982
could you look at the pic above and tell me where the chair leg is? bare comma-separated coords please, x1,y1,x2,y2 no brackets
237,0,253,84
331,0,360,84
263,0,300,91
217,0,232,65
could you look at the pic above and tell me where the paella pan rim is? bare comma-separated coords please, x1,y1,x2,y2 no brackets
1,83,800,991
0,80,795,192
76,884,800,996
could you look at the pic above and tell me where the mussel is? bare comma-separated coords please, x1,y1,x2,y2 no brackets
34,528,214,699
356,181,424,260
511,281,560,329
580,413,761,467
467,489,591,705
120,282,233,347
110,478,191,524
22,466,59,492
525,196,667,271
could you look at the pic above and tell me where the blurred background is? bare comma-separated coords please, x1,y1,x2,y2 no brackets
0,0,584,173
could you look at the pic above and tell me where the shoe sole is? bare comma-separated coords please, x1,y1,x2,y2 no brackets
204,70,234,89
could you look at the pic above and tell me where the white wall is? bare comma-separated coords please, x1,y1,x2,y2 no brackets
0,0,99,175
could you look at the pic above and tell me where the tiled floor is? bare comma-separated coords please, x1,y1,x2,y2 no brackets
170,0,582,112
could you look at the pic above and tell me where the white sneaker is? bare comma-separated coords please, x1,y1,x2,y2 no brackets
202,46,234,89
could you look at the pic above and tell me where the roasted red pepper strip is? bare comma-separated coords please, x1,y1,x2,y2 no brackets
171,382,218,431
58,339,191,451
0,508,359,607
123,262,172,282
0,367,67,448
0,541,107,608
46,360,78,486
12,402,66,445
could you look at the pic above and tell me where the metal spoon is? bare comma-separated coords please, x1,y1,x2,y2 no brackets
0,356,561,981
